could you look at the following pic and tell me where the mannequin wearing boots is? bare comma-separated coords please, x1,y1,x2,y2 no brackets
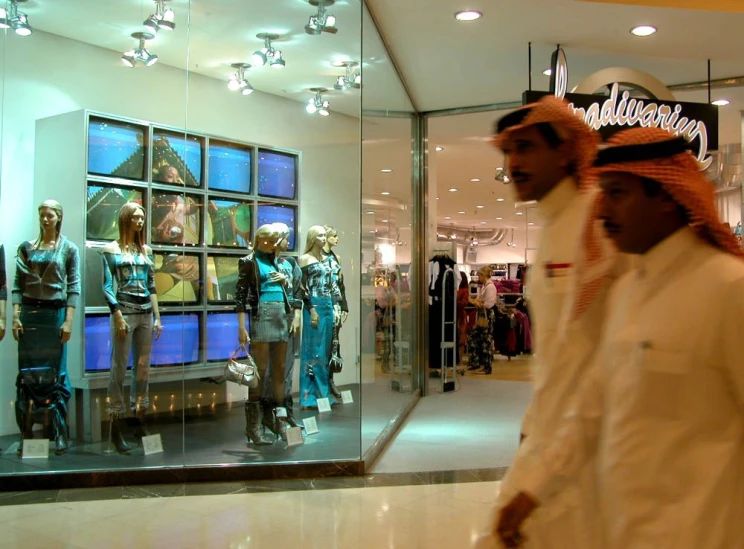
101,202,162,454
235,224,293,445
12,200,80,456
322,225,347,400
299,226,341,409
261,223,304,431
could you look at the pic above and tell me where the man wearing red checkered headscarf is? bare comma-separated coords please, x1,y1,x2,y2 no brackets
490,96,621,549
495,127,744,549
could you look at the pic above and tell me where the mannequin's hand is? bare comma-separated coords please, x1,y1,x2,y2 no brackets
341,311,348,324
333,305,342,326
310,310,320,330
60,320,73,344
12,318,23,341
269,271,287,286
153,318,163,341
0,320,5,342
495,492,538,548
290,311,301,335
239,326,250,345
116,317,129,341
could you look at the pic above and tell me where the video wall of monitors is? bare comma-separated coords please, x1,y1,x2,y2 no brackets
83,113,300,374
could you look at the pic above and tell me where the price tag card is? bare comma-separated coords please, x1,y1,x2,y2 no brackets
22,439,50,459
286,427,304,447
142,434,164,456
317,398,332,413
341,390,354,404
303,416,320,435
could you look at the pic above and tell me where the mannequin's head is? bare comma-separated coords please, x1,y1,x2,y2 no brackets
304,225,327,254
118,202,147,250
272,223,291,252
254,224,278,253
324,225,339,249
37,199,63,242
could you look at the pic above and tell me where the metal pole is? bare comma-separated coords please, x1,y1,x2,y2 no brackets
412,113,428,395
528,42,532,91
707,59,712,104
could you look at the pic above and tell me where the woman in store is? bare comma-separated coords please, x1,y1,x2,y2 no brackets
101,202,162,454
321,225,347,399
236,224,292,444
12,199,80,456
467,265,496,375
299,226,341,408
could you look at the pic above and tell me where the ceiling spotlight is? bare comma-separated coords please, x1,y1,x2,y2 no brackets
480,221,487,225
712,99,730,106
121,32,158,67
1,0,32,36
448,188,458,192
476,205,484,209
445,216,452,220
496,198,505,202
516,212,523,216
381,168,392,173
630,25,657,37
366,211,374,214
227,63,255,96
306,87,331,116
528,222,535,226
543,68,552,76
470,178,480,182
435,146,444,152
305,0,338,35
496,217,503,220
455,10,482,21
495,167,510,184
381,191,391,196
334,61,362,90
143,0,176,33
252,33,286,69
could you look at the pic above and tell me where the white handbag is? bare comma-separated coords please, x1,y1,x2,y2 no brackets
224,344,260,388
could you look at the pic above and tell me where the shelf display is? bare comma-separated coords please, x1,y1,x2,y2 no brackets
152,129,203,187
153,251,202,305
207,198,252,247
258,149,297,199
206,254,240,303
208,140,252,194
87,184,145,241
88,117,148,181
150,191,202,245
256,203,297,251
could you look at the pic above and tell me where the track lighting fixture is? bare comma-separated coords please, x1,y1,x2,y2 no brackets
305,0,337,35
306,88,330,116
143,0,176,33
495,167,510,184
333,61,361,90
227,63,255,96
121,32,158,68
0,0,33,36
251,33,286,69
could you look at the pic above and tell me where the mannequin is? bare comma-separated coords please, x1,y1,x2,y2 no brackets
262,222,304,429
235,224,292,444
299,225,341,408
101,202,163,454
321,225,347,398
12,199,80,455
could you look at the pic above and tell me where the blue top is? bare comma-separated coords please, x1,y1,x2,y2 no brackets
102,249,156,312
255,249,285,303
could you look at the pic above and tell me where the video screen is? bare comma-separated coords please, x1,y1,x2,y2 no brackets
84,246,107,309
152,129,204,188
206,312,248,362
151,313,200,366
84,315,113,372
153,251,201,305
86,184,144,242
208,140,252,194
150,191,202,246
206,254,241,303
206,199,253,248
256,203,297,251
257,150,297,199
88,117,147,181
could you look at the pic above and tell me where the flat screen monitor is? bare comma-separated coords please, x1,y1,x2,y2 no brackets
208,140,252,194
84,245,107,309
86,184,144,242
150,191,202,246
206,254,242,303
88,117,147,181
206,198,253,248
152,129,204,188
257,149,297,199
206,312,248,362
153,251,202,305
151,312,200,366
256,203,297,251
84,314,113,372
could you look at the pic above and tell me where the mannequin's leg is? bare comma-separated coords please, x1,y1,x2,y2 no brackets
131,313,154,438
107,314,133,454
269,341,290,440
247,342,274,444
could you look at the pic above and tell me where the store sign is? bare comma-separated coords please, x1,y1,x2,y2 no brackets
525,52,719,170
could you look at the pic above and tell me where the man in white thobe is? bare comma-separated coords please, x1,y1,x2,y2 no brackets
496,128,744,549
490,96,619,549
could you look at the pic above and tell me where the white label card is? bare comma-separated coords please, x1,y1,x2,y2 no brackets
303,416,320,435
286,427,304,447
22,439,50,459
142,434,164,455
317,398,332,413
341,390,354,404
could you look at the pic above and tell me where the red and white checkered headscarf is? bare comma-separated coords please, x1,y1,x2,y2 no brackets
592,127,744,260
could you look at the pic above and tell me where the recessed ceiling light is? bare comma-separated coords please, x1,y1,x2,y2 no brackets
381,191,390,196
381,168,393,173
476,205,484,209
496,217,503,220
631,25,657,37
712,99,730,106
369,230,376,233
455,10,482,22
436,197,440,200
381,219,389,223
480,221,487,225
366,211,374,214
528,222,535,226
470,178,481,182
331,60,347,67
435,146,444,152
458,211,466,214
496,198,505,202
448,188,458,192
444,216,451,220
543,68,552,76
516,212,523,216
